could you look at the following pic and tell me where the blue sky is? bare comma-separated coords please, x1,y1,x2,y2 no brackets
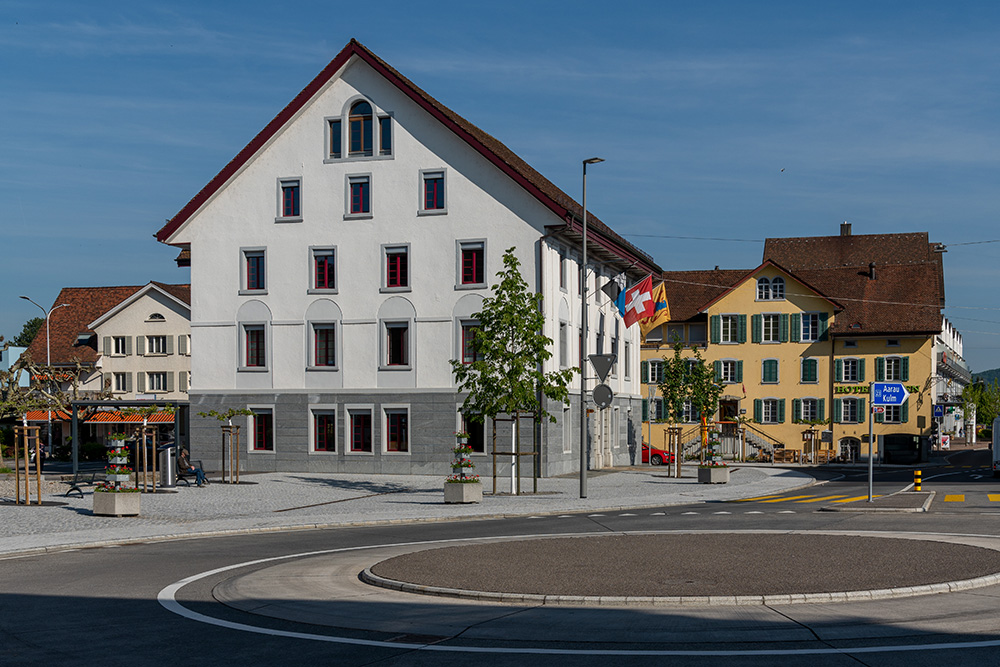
3,1,1000,371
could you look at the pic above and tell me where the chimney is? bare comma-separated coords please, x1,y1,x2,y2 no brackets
841,221,852,236
868,262,876,280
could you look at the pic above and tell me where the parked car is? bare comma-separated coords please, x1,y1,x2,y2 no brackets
641,444,675,466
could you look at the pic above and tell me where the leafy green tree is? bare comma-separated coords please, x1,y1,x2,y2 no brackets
11,317,44,347
450,247,576,441
963,380,1000,433
656,339,722,462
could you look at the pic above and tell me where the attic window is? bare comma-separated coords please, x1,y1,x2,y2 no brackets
756,277,785,301
148,313,165,321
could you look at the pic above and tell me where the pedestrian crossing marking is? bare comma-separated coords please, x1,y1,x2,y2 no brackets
944,495,965,502
760,495,814,503
793,495,850,503
831,495,879,503
989,495,1000,502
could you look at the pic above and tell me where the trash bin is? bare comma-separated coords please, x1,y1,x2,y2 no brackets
158,444,176,488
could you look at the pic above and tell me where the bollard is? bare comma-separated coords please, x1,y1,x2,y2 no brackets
914,469,922,492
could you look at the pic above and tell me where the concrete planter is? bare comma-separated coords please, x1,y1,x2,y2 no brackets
698,467,730,484
106,474,131,483
93,491,140,517
444,482,483,504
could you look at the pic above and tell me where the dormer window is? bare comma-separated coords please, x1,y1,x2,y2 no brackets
757,278,770,300
757,277,785,300
771,277,785,299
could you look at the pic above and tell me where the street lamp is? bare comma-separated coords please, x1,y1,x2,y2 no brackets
580,157,604,499
19,296,71,460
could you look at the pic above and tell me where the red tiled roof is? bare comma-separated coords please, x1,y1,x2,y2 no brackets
155,39,657,274
659,269,750,321
25,410,176,423
22,284,190,367
763,232,944,335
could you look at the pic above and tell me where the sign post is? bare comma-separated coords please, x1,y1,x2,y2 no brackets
869,382,910,501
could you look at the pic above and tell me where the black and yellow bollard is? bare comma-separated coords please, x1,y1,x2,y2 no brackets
914,469,922,492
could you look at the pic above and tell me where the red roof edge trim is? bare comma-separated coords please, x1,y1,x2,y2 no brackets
559,218,660,275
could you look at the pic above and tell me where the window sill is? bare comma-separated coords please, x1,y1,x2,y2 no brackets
249,449,275,454
344,213,373,221
323,154,393,164
309,449,338,455
346,450,375,456
417,208,447,216
238,367,269,373
379,286,411,294
274,216,303,224
755,298,786,302
760,340,780,345
454,283,486,291
239,289,268,296
307,288,339,295
307,366,340,372
380,365,412,372
384,450,411,456
800,380,819,384
144,352,169,357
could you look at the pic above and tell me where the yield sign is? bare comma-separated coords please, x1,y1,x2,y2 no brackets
872,382,909,406
589,354,617,383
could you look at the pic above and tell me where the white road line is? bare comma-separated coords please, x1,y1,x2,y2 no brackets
713,511,732,515
650,512,665,516
682,512,699,515
619,513,637,516
777,511,796,514
745,511,764,514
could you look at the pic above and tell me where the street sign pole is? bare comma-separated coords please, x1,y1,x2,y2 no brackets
868,381,874,502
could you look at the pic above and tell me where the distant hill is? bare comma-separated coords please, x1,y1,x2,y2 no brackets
973,368,1000,384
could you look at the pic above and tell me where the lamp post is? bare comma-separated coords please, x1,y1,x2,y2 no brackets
19,296,71,460
580,157,604,498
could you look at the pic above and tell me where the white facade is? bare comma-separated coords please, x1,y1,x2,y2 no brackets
932,316,972,439
158,42,656,475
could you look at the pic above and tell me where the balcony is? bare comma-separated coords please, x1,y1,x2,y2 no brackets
937,350,972,383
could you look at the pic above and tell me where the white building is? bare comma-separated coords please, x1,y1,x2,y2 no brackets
156,39,659,476
933,316,972,439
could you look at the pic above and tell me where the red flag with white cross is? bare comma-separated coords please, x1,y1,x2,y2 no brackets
623,275,655,328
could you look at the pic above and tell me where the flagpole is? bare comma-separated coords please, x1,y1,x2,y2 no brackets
580,157,603,499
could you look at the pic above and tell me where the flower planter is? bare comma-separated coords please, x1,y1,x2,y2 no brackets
698,467,730,484
444,481,483,504
110,457,128,465
93,491,140,517
106,473,131,483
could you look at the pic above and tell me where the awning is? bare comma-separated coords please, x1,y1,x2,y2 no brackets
25,410,176,424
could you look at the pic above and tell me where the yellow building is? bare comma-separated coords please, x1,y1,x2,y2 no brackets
642,226,944,463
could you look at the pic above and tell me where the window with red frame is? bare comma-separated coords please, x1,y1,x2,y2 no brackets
246,252,265,290
252,410,273,450
281,181,300,217
350,410,372,452
313,324,336,367
386,248,408,288
386,410,408,452
349,101,373,156
349,176,370,214
245,325,265,367
460,243,484,285
314,412,335,452
461,323,480,364
314,249,335,289
423,173,444,210
386,322,408,366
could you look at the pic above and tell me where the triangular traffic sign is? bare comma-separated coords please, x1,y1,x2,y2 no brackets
589,354,617,383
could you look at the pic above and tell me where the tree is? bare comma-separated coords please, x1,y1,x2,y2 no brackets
11,317,44,347
656,338,723,462
450,247,576,435
963,380,1000,433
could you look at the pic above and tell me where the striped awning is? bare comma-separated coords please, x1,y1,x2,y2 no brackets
25,410,176,424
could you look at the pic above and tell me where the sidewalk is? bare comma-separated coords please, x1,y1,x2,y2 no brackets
0,465,813,556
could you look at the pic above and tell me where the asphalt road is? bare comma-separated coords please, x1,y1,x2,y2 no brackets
3,450,1000,666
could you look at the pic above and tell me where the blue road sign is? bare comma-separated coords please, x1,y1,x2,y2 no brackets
872,382,909,406
932,404,945,419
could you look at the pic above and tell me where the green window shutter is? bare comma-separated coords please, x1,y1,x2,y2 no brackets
752,314,762,343
179,371,188,393
640,361,648,384
166,372,175,393
819,313,829,341
901,398,909,423
779,314,789,342
710,315,721,344
876,356,885,381
738,314,747,343
178,335,188,356
858,397,865,416
901,356,909,382
806,358,818,382
754,399,763,422
778,399,786,423
136,372,145,394
818,399,825,421
763,359,776,383
835,358,843,382
103,337,112,356
858,358,866,382
642,399,648,422
136,336,145,356
834,398,842,423
126,373,133,393
875,408,884,423
736,360,744,382
714,360,722,382
125,336,133,356
790,313,801,343
793,398,801,422
166,335,174,355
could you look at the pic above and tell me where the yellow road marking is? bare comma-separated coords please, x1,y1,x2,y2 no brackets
735,495,784,502
794,495,850,503
944,494,965,502
760,495,815,503
831,495,880,503
989,494,1000,502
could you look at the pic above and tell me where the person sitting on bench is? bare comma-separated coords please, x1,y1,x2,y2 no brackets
178,448,207,487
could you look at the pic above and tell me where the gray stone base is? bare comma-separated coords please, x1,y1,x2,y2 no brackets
93,492,140,516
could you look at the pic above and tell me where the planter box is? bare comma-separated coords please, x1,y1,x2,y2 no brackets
106,474,131,483
444,482,483,504
698,467,730,484
93,491,140,517
110,457,128,465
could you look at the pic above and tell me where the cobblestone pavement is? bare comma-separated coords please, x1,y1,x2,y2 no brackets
0,465,813,555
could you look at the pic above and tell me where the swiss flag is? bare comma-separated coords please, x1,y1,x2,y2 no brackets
622,275,654,328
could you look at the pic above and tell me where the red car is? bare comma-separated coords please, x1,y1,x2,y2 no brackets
641,444,675,466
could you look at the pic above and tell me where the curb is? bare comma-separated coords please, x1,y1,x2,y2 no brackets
821,491,935,513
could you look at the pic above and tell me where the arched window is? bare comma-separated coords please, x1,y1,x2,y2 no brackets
349,101,373,157
148,313,165,321
756,278,770,300
771,277,785,299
